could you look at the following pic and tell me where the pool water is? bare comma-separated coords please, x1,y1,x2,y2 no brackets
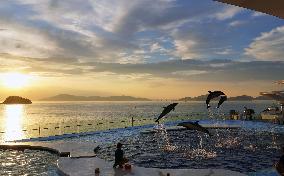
93,123,284,174
0,149,59,176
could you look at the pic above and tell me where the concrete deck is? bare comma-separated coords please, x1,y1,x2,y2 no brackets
58,157,247,176
0,141,98,158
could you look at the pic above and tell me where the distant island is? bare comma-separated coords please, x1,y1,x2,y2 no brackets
2,96,32,104
179,94,273,101
40,94,151,101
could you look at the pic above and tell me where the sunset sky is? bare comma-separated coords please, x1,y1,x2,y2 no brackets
0,0,284,100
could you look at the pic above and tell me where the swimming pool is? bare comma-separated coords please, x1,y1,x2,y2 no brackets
0,149,59,176
60,120,284,174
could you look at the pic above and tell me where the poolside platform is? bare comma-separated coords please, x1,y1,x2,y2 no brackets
0,141,98,158
58,157,247,176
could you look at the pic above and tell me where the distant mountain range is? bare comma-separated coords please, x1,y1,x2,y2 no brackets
178,95,273,101
40,94,274,102
40,94,151,101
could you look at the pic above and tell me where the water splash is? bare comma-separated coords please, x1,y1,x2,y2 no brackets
182,148,217,159
153,124,177,152
215,136,241,148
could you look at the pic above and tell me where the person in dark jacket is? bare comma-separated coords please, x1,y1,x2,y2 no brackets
113,142,128,168
276,147,284,175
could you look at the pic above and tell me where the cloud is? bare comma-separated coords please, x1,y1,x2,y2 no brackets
0,0,141,63
169,21,241,59
84,59,284,82
215,48,233,55
1,52,283,83
214,6,243,20
173,39,198,59
0,0,281,66
0,22,59,58
251,12,267,18
172,70,207,76
150,43,167,53
245,26,284,61
229,20,246,27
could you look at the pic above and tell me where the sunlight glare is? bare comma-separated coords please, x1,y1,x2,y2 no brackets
4,105,25,141
1,72,32,89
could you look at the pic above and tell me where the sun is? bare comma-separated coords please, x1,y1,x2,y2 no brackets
1,72,32,89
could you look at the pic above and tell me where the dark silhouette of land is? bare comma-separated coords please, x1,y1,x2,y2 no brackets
229,95,254,101
179,94,273,101
40,94,151,101
39,93,274,102
2,96,32,104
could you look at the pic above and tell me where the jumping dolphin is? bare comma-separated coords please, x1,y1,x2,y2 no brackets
177,121,212,136
217,95,227,108
206,91,226,108
155,103,178,123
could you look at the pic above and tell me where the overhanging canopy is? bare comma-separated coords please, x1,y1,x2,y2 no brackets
215,0,284,19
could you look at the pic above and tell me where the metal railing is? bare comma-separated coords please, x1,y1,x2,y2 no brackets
0,116,190,141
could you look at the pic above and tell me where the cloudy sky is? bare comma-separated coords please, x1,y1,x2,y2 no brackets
0,0,283,100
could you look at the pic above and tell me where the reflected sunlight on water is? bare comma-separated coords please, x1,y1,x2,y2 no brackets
4,105,25,141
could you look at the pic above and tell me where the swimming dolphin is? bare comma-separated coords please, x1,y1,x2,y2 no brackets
177,121,212,136
217,95,227,108
155,103,178,123
206,91,226,108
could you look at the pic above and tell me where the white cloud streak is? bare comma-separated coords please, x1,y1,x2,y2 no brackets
214,6,243,20
245,26,284,61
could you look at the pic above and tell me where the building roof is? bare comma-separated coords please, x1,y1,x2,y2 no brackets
215,0,284,19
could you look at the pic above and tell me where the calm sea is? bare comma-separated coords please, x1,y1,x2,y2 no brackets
0,100,278,141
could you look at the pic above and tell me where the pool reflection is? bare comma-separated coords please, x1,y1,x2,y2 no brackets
4,105,25,141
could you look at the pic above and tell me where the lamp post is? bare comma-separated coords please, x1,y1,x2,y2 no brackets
281,103,284,124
